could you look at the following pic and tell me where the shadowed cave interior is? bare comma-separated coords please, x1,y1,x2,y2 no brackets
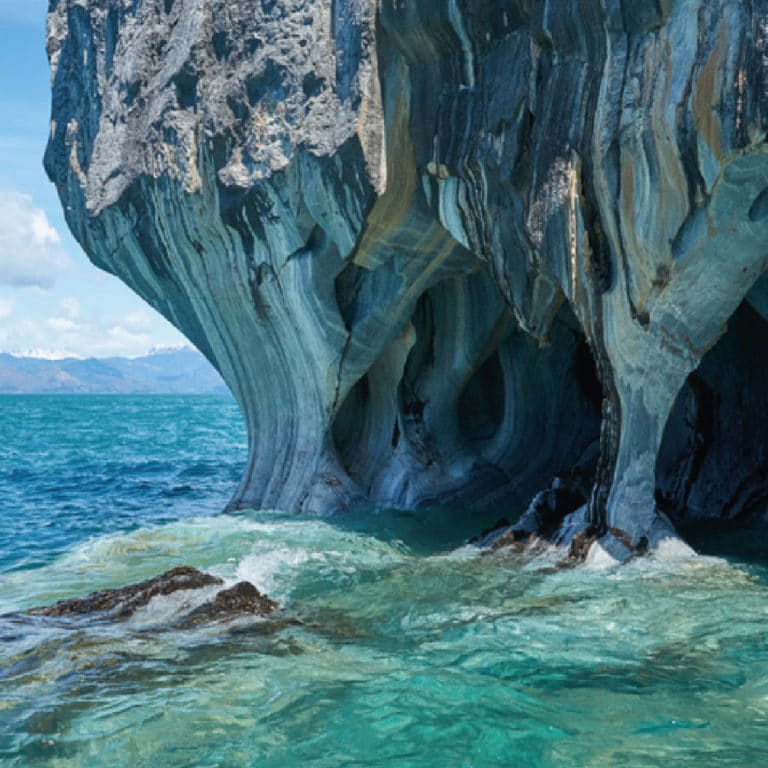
333,273,604,518
657,291,768,544
333,265,768,550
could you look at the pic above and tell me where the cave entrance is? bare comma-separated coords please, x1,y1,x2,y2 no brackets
656,297,768,558
330,286,603,537
332,372,371,481
457,349,505,445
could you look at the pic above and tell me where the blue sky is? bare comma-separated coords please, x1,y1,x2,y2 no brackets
0,0,188,358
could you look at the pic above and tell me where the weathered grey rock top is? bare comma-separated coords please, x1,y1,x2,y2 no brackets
46,0,768,558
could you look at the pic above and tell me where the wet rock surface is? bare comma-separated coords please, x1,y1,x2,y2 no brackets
478,479,585,548
28,566,223,618
479,478,656,565
183,581,278,624
45,0,768,556
28,567,277,623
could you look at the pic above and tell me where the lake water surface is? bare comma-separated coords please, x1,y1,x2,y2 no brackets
1,396,767,766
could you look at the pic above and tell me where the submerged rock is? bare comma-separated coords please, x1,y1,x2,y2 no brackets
44,0,768,555
28,566,223,618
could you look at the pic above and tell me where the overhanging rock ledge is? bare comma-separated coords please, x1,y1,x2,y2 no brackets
45,0,768,558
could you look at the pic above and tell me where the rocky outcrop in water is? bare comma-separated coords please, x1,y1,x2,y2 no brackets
29,566,277,622
45,0,768,558
28,566,223,618
183,580,278,624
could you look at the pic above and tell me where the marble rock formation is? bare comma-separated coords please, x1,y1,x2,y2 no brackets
45,0,768,557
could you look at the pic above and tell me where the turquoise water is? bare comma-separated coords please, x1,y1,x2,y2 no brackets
0,396,247,573
2,397,768,766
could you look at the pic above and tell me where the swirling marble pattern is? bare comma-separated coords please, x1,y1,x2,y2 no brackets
45,0,768,556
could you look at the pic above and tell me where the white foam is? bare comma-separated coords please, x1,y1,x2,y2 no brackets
584,539,624,569
127,582,222,628
652,535,697,561
234,547,312,600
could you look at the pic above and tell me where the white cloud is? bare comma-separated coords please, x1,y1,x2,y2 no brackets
60,297,81,318
47,316,77,331
121,308,152,331
0,297,15,319
108,325,152,346
4,315,162,359
0,189,70,288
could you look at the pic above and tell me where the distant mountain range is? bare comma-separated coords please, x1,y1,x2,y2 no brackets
0,348,230,394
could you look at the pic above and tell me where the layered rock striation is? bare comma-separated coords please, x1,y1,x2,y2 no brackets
45,0,768,555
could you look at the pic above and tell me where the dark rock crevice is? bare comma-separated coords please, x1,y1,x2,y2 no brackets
657,298,768,526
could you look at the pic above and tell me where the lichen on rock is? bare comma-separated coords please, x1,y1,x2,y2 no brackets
45,0,768,560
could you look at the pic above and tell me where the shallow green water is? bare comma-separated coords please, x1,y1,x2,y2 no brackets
1,397,768,766
3,510,768,766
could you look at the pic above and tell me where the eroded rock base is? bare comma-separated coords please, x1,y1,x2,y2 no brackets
479,480,695,566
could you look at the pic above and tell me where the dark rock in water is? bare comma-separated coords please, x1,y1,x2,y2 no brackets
521,482,587,539
45,0,768,560
28,566,223,618
468,517,511,544
488,528,530,554
567,530,602,564
479,479,586,550
183,581,278,624
28,568,279,626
